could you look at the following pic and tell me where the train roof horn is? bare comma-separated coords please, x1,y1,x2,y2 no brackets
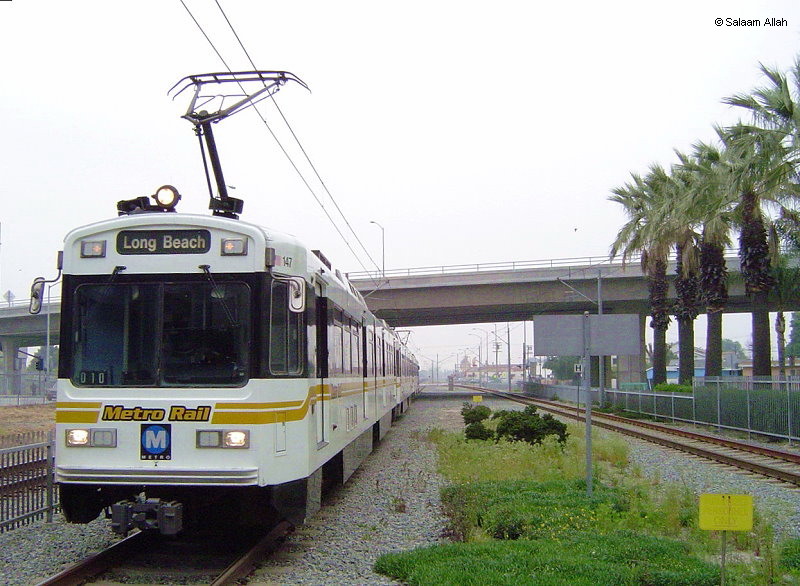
169,71,309,219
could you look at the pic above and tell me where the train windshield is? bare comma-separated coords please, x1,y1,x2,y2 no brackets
71,282,250,387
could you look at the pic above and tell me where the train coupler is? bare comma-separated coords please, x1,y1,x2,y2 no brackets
110,495,183,536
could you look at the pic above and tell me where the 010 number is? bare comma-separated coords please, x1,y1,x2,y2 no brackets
79,370,108,385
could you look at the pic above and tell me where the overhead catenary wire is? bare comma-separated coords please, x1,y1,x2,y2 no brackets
212,0,381,276
178,0,382,285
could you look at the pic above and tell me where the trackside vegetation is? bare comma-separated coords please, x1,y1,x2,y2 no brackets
374,402,800,585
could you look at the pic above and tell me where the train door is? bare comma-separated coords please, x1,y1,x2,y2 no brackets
367,322,377,418
361,317,368,419
315,285,327,446
394,345,401,404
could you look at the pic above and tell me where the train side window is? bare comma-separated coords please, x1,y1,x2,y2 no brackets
352,323,361,377
270,279,304,376
329,308,344,376
366,327,375,378
342,316,351,375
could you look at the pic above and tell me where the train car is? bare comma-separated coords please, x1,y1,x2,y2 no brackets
37,187,419,535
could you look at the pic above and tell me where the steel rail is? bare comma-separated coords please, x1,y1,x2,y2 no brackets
211,520,293,585
36,531,151,585
36,521,293,586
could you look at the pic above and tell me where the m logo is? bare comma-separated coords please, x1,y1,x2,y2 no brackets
141,424,171,460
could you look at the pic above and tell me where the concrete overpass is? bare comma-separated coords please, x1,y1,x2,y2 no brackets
345,253,791,385
347,254,773,327
0,301,60,381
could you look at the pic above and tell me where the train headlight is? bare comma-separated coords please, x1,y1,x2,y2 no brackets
196,430,249,448
65,428,117,447
224,430,249,448
66,429,89,446
153,185,181,211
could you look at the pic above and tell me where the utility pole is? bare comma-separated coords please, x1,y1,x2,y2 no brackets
507,323,512,393
598,269,605,406
582,311,593,498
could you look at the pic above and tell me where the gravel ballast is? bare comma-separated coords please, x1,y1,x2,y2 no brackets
3,391,800,584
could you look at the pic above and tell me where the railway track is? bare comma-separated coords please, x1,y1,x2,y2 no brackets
464,386,800,488
36,520,292,585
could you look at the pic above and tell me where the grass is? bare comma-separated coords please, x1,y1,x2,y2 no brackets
375,532,720,585
0,403,55,435
375,420,799,585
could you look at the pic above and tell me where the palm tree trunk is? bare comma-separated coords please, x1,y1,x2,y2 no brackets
700,240,728,378
649,258,670,386
677,320,694,385
739,191,775,378
652,327,668,386
705,310,723,376
751,290,772,377
777,311,786,378
675,245,700,385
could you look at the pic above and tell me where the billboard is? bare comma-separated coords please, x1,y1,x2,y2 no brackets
533,314,641,356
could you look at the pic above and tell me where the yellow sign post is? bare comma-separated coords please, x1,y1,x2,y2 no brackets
699,494,753,585
472,395,483,403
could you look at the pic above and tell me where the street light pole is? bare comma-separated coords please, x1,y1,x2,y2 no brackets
469,333,482,386
471,327,490,387
369,220,385,278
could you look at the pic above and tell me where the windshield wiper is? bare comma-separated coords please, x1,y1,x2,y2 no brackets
198,264,238,326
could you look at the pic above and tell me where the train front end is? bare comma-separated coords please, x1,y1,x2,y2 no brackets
52,203,312,535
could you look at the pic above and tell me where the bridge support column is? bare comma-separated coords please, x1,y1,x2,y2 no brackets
0,336,21,395
615,314,647,384
590,356,612,389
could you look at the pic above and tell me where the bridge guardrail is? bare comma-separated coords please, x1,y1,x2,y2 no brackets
347,249,740,281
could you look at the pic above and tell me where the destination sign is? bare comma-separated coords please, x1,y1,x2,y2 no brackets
117,230,212,255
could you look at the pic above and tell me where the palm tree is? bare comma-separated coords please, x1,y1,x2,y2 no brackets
724,61,800,376
724,58,800,162
718,126,794,377
648,162,702,385
610,169,673,385
676,142,734,377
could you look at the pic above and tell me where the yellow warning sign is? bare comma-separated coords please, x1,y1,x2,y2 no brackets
472,395,483,403
699,494,753,531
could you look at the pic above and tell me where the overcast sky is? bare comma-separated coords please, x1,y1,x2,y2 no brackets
2,1,800,371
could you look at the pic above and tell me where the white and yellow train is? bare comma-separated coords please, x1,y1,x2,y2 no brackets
39,187,419,535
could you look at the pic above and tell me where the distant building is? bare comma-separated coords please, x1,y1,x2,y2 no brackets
459,364,523,383
646,352,742,384
739,358,800,378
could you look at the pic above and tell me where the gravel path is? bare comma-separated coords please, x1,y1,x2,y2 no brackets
250,393,457,585
3,390,800,585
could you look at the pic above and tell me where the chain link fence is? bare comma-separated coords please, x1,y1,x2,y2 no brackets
528,377,800,445
0,373,56,405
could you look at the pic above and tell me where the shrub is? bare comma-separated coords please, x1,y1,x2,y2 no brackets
653,383,693,393
464,422,493,441
460,402,491,425
493,406,568,446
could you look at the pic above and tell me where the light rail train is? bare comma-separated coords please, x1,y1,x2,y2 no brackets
31,71,419,535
